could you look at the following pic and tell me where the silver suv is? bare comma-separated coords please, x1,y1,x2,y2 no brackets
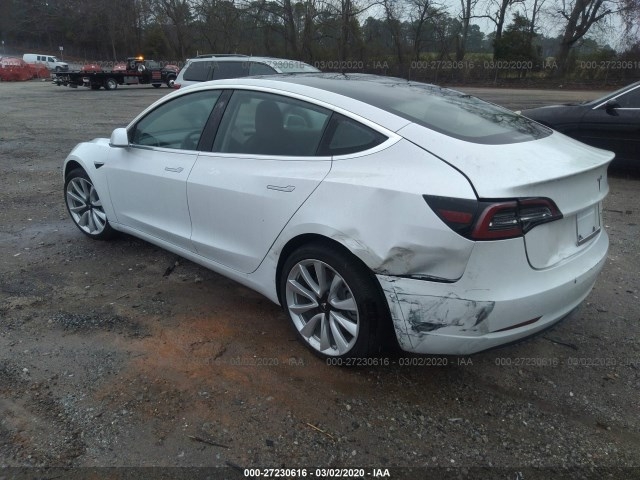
174,54,319,88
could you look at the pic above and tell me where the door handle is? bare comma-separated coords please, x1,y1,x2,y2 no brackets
267,185,295,192
165,166,184,173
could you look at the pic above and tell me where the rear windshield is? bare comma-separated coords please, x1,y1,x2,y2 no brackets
332,81,551,144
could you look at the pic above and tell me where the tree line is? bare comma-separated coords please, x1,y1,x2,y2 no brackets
1,0,639,82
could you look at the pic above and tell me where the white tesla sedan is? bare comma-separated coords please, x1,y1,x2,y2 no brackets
63,74,612,359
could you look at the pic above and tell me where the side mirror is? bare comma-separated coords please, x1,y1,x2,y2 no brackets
604,99,620,115
110,128,129,147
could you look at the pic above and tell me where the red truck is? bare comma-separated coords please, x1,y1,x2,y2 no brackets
53,56,179,90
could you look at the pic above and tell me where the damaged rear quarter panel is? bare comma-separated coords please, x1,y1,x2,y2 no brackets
275,139,477,281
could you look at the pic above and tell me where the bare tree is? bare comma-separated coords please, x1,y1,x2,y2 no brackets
552,0,634,74
193,0,243,53
152,0,194,58
484,0,524,56
456,0,479,60
382,0,407,68
408,0,444,61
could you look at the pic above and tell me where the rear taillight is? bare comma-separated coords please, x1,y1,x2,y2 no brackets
424,195,562,241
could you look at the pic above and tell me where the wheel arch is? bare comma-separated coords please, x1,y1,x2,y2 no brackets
274,232,398,355
64,159,85,180
274,233,383,307
63,152,117,226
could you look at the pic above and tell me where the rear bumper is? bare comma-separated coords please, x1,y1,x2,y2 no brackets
377,230,608,355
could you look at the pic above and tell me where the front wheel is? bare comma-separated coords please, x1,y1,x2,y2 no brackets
64,168,115,240
280,243,388,359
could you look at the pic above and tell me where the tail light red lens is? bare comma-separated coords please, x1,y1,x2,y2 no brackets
424,195,562,241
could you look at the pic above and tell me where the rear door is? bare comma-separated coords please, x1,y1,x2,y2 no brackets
188,90,332,273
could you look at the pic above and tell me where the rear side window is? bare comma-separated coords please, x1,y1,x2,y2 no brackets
212,90,331,156
318,114,387,156
212,61,249,80
183,61,213,82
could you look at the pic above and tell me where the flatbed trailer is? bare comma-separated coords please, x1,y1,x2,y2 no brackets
52,57,177,90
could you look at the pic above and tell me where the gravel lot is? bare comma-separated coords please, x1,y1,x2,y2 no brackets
0,80,639,480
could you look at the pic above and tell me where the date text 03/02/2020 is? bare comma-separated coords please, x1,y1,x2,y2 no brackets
243,468,391,478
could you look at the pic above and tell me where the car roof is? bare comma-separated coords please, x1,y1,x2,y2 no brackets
189,55,298,63
209,73,453,112
185,73,548,144
175,73,413,131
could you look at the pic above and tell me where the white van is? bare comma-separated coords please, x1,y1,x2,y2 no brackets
23,53,68,71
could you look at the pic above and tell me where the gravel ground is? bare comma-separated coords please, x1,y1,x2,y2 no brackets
0,80,639,480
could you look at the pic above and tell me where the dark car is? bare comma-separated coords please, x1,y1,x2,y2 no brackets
520,81,640,169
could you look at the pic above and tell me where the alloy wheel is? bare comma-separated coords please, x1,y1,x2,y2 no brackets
66,176,108,235
285,259,360,356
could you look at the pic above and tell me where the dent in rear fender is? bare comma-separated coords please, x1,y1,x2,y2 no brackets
275,140,477,281
378,274,495,349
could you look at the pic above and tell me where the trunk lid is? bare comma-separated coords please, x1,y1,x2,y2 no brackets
398,124,613,268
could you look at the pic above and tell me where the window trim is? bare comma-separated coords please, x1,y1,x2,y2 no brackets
207,86,401,159
592,84,640,110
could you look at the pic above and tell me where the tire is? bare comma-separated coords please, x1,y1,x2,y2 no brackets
152,83,161,88
166,76,176,88
64,168,116,240
280,242,388,359
104,78,118,90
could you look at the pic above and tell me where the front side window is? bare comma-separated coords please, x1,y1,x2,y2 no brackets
130,90,221,150
212,90,331,156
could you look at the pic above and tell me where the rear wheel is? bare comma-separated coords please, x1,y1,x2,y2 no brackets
64,168,115,240
280,243,388,359
104,78,118,90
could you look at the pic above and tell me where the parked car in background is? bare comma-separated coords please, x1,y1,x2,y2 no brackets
62,74,611,360
23,53,68,72
519,81,640,169
173,54,319,88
